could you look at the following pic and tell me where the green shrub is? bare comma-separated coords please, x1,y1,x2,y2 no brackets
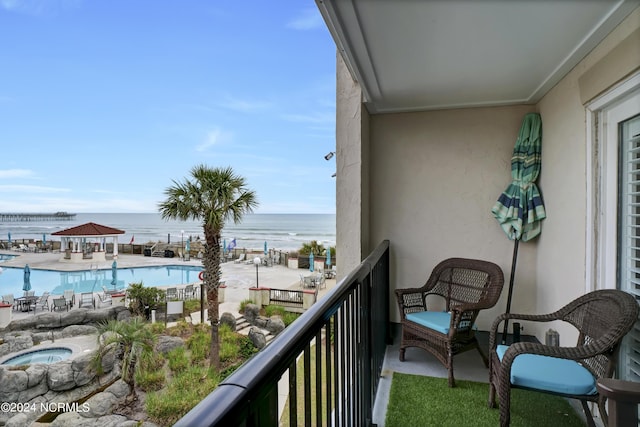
187,328,210,363
220,340,239,362
238,336,258,359
127,282,164,317
135,368,166,391
183,299,201,313
264,305,286,317
147,322,165,335
282,312,300,327
146,366,220,425
238,299,253,313
167,347,189,373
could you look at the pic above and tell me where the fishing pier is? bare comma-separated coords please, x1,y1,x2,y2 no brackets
0,212,76,222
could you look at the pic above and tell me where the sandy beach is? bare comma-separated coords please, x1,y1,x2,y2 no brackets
0,250,336,321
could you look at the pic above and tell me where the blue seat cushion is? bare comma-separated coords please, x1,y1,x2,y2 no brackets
497,345,597,395
406,311,451,334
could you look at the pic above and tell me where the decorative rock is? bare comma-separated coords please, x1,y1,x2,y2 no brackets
17,377,48,402
7,317,38,331
244,304,260,323
35,312,61,329
25,364,48,388
71,352,97,386
81,390,117,417
61,324,98,338
254,317,268,328
0,369,29,396
266,316,285,334
105,379,130,399
155,336,184,355
4,412,28,427
220,312,236,330
116,309,131,322
84,308,114,323
47,361,75,391
59,310,88,327
248,327,266,349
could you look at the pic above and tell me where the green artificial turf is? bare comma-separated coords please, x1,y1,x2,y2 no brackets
385,372,585,427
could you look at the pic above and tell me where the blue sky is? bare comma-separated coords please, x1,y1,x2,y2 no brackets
0,0,336,214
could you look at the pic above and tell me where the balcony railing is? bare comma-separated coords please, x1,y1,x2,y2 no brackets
175,240,390,427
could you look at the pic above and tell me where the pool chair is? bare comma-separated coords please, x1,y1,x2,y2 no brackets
51,297,68,312
79,292,94,309
63,289,75,309
165,287,178,301
96,292,112,308
2,294,15,310
182,284,196,300
234,253,246,264
30,292,50,313
395,258,505,387
488,289,639,427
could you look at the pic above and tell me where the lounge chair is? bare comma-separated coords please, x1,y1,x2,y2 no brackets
63,289,75,309
51,297,68,312
182,284,197,300
234,253,246,264
96,292,112,308
488,289,639,427
24,290,35,297
165,287,178,301
395,258,505,387
79,292,94,309
30,292,50,313
2,294,15,310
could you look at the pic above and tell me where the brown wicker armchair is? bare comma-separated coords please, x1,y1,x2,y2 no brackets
395,258,505,387
488,289,639,427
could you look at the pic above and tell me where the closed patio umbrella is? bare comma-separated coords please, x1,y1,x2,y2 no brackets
326,247,331,267
7,232,11,245
264,241,268,256
23,264,31,292
309,252,314,273
492,112,546,344
111,260,118,288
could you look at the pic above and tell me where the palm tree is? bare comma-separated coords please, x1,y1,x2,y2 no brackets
158,164,257,369
93,318,155,400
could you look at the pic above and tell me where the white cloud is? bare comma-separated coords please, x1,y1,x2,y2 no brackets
219,96,272,113
0,184,70,193
0,169,35,179
195,128,232,152
287,8,324,31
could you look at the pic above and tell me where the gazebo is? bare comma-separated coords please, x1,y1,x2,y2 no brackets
52,222,125,263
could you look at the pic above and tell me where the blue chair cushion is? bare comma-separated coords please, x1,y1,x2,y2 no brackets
406,311,451,334
497,345,597,395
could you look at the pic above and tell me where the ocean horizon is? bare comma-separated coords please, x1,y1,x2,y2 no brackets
0,213,336,252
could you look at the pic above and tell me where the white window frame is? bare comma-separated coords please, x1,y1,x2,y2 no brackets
586,71,640,293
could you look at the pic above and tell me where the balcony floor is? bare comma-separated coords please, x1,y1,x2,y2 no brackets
372,332,599,426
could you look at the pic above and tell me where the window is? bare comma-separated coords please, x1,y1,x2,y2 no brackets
587,72,640,382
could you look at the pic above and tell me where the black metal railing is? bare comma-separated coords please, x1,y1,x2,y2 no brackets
175,240,390,427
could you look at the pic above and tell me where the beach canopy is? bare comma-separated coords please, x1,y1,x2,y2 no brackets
111,260,118,288
23,264,31,292
326,247,331,267
491,112,546,343
309,252,314,272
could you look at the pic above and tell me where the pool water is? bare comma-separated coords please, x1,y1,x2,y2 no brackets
2,347,72,365
0,265,203,296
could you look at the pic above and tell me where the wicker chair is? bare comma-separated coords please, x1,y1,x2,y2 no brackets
488,289,639,427
395,258,505,387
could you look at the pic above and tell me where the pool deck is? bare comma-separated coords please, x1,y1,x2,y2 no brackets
0,250,336,323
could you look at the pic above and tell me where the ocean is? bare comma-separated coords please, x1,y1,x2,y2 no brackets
0,213,336,252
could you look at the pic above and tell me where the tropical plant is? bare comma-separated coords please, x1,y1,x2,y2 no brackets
92,318,156,400
158,164,258,369
298,240,325,256
126,282,164,318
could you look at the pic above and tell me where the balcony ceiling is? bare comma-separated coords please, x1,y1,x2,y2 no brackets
316,0,640,113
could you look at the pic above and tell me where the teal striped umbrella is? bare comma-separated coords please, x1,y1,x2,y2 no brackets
492,112,546,343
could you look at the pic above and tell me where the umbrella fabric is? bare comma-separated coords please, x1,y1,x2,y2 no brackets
223,239,226,257
264,241,268,255
186,239,190,252
309,252,314,272
23,265,31,292
326,247,331,267
492,113,546,242
111,261,117,287
7,232,11,244
42,234,46,245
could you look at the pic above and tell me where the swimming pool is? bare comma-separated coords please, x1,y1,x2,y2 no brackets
2,347,73,366
0,265,203,295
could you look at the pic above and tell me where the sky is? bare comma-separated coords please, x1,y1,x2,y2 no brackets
0,0,337,214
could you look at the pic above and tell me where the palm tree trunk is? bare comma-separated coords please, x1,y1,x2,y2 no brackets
204,229,222,370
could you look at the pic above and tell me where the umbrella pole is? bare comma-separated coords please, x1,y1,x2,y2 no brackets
501,239,519,345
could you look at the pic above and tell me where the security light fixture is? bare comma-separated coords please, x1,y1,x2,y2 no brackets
324,151,335,161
